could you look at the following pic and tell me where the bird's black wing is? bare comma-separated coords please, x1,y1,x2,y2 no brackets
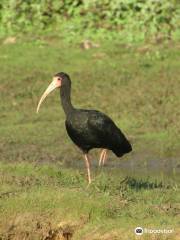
87,110,120,142
87,110,132,156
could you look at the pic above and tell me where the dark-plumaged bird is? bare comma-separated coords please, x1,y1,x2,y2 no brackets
37,72,132,184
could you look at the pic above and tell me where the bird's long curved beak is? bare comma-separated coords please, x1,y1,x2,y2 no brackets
36,77,61,113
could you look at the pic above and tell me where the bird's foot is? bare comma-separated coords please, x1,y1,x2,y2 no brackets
86,180,92,189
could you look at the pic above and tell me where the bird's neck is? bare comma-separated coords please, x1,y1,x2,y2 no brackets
60,84,74,116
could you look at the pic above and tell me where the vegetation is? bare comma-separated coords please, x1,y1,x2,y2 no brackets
0,38,179,163
0,36,179,239
0,162,179,239
0,0,179,42
0,1,179,239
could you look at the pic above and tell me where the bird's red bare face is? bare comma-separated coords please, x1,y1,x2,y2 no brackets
36,76,62,113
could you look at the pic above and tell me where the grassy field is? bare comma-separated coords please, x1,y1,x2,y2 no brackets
0,162,179,239
0,36,180,239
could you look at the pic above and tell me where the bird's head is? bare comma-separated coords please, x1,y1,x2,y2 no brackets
36,72,70,113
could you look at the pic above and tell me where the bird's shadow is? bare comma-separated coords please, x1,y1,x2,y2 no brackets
120,176,168,190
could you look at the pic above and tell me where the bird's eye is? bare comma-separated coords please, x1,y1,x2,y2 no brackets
57,77,61,81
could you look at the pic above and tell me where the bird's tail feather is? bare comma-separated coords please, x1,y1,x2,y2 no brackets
113,139,132,157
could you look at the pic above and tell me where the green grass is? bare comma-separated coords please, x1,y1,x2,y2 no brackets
0,37,180,164
0,37,180,239
0,162,179,239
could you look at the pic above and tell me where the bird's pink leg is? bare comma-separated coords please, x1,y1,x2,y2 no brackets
102,149,108,166
99,149,105,166
84,154,92,184
99,149,107,166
